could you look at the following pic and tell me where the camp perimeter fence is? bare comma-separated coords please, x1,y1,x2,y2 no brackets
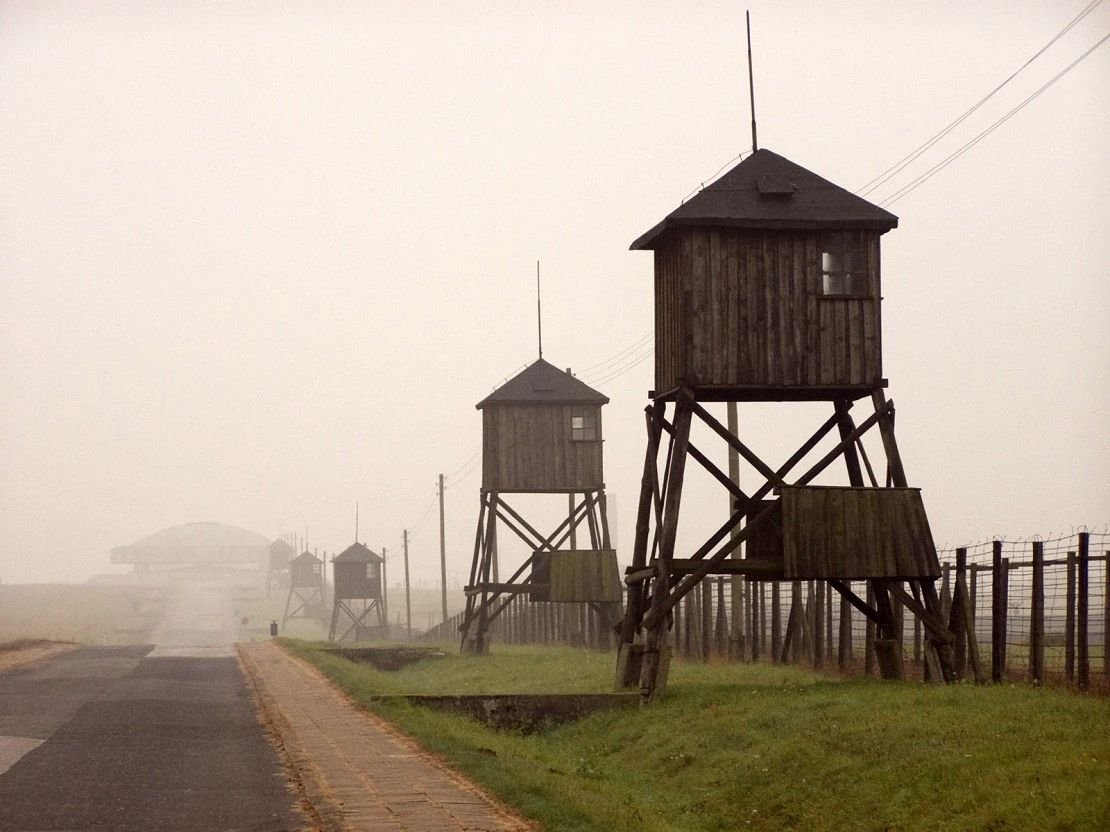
418,531,1108,690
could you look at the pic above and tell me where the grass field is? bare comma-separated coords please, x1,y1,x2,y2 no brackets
286,640,1110,832
0,584,166,645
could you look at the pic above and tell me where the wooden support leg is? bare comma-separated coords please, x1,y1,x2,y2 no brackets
639,395,693,700
871,580,905,680
615,409,664,689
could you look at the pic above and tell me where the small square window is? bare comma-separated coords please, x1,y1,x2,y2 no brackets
570,410,597,441
820,234,868,297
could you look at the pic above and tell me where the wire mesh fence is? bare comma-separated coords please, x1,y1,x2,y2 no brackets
417,531,1107,689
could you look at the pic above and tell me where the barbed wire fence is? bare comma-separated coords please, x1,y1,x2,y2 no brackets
418,530,1108,691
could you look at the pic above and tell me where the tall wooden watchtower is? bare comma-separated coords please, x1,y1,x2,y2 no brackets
282,549,325,628
328,542,387,642
266,538,296,597
460,358,622,653
616,148,958,698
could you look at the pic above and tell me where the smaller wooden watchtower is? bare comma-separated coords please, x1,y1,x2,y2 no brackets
328,542,387,642
460,358,622,653
282,549,325,628
266,538,296,597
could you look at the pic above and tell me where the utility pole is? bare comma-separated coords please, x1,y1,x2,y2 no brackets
403,529,412,641
381,546,388,628
438,474,448,625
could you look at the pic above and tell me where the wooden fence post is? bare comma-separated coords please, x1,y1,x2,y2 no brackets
715,578,728,657
953,549,968,676
751,581,761,662
1031,541,1045,685
701,578,713,662
1066,550,1076,682
814,580,825,669
865,582,876,676
771,583,782,663
838,589,852,670
1103,550,1108,683
1077,532,1089,690
992,541,1005,683
826,583,834,662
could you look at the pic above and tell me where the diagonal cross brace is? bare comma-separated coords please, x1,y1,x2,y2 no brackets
640,400,893,631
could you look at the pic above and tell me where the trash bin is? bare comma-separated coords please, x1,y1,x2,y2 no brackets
270,620,278,637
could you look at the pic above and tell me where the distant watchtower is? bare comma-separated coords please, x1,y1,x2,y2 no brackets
266,538,296,597
328,542,387,642
282,549,325,628
616,149,957,697
460,358,621,653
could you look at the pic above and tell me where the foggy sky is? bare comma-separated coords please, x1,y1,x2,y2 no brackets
1,1,1107,586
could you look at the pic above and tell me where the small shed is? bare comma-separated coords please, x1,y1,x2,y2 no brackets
476,358,609,492
332,542,383,600
632,148,898,401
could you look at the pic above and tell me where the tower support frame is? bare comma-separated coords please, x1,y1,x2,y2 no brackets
616,385,958,699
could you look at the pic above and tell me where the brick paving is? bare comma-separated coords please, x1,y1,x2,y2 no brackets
239,641,533,832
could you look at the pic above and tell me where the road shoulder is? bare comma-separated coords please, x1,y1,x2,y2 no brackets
238,640,534,832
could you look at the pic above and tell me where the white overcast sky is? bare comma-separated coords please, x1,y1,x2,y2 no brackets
1,0,1107,586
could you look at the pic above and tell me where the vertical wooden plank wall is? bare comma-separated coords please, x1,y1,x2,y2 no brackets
653,230,881,392
482,405,603,491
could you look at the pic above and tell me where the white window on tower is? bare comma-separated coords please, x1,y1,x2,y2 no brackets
820,235,868,297
570,409,597,441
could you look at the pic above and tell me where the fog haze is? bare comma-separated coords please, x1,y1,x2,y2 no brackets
1,1,1107,587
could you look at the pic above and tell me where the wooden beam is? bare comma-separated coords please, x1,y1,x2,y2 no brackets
659,411,750,502
465,583,547,596
637,407,848,632
828,579,882,625
885,581,953,642
690,399,781,486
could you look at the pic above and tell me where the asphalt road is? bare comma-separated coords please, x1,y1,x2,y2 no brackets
0,579,303,832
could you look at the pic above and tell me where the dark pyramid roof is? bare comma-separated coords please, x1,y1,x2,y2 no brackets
268,539,295,555
334,541,383,564
292,549,322,564
631,148,898,250
475,358,609,409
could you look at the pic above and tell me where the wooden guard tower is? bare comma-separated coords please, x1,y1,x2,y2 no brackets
328,541,387,642
460,358,622,653
282,549,325,628
266,538,295,597
616,148,958,698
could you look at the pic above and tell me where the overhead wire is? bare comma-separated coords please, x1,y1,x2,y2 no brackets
879,31,1109,207
857,0,1104,198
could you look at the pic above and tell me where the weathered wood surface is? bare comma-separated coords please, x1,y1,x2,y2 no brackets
333,561,382,601
653,228,882,394
531,549,621,603
775,486,940,579
482,404,604,491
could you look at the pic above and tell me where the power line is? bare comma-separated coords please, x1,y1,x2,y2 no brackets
879,31,1109,207
584,342,655,386
577,331,653,374
857,0,1104,198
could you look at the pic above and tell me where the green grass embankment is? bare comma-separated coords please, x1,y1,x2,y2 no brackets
284,640,1110,832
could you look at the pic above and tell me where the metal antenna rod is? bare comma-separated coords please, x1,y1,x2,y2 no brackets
747,10,758,152
355,502,359,542
536,260,543,360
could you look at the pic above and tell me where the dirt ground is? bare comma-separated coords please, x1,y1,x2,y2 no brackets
0,641,79,673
